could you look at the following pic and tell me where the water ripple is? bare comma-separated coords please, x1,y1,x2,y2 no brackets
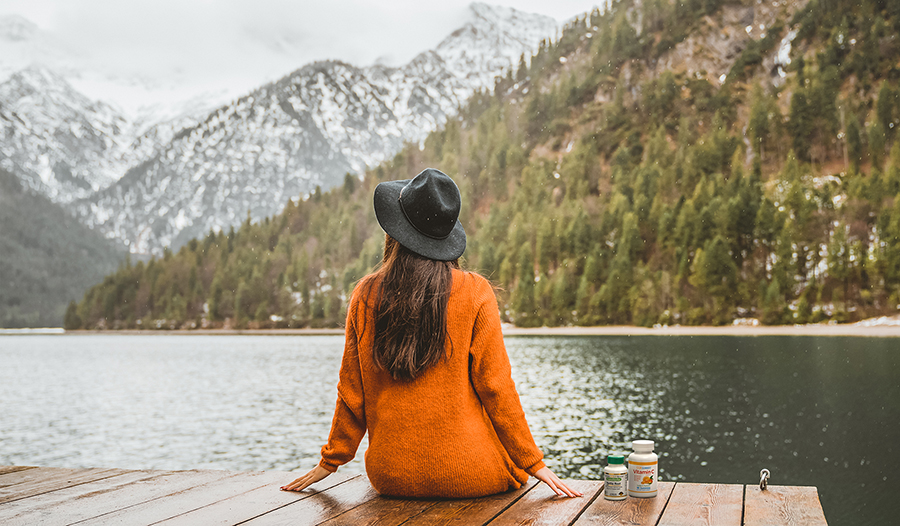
1,334,898,526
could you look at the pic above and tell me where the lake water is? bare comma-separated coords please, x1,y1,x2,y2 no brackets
0,334,897,525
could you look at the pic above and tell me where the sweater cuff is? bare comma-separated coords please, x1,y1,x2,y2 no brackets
524,459,546,476
318,458,339,473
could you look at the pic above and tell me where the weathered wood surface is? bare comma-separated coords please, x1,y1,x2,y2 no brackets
75,470,289,525
241,475,380,526
0,470,231,526
573,481,676,525
0,467,127,505
154,473,354,526
401,479,539,525
489,479,604,526
657,483,744,526
0,466,36,477
0,465,828,525
744,485,829,526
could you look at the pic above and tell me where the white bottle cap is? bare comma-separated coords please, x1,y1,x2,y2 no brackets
632,440,654,452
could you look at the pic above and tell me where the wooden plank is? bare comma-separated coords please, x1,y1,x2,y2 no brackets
240,475,380,526
316,494,439,526
45,470,235,525
488,479,604,526
0,465,828,526
573,481,676,526
151,473,355,525
73,470,290,525
744,485,828,526
657,483,743,526
0,470,171,525
0,467,36,477
0,467,77,488
0,468,126,504
402,479,540,526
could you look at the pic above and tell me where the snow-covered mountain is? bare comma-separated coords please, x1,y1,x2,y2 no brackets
77,3,558,254
0,12,248,125
0,66,134,201
0,15,74,79
0,13,216,203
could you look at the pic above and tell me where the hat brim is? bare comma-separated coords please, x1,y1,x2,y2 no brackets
374,179,466,261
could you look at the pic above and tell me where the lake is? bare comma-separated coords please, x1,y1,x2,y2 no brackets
0,334,897,525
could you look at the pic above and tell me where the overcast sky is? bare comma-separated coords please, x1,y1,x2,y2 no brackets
3,0,600,74
1,1,600,116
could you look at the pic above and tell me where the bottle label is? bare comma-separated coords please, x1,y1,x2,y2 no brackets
604,472,626,499
628,461,658,495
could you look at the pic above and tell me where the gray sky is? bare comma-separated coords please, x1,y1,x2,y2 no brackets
3,0,600,71
1,0,600,116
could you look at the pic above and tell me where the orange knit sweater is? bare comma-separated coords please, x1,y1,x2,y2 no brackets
317,269,546,498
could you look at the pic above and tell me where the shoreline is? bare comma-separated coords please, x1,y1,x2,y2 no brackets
500,323,900,337
7,322,900,337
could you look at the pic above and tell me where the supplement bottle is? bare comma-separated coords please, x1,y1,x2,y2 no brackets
627,440,658,498
603,455,627,500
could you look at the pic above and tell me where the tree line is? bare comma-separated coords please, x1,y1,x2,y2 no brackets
67,0,900,329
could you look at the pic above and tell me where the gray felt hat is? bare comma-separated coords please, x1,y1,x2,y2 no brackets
373,168,466,261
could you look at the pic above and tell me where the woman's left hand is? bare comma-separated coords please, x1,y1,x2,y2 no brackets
281,465,331,492
533,466,583,498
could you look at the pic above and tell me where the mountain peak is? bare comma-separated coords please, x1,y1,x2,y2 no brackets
466,2,558,31
7,63,65,85
0,15,38,43
0,62,131,201
467,2,551,23
1,64,90,106
76,3,559,254
432,3,557,82
455,3,558,45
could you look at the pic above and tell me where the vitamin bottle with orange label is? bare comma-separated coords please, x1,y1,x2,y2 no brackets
627,440,658,498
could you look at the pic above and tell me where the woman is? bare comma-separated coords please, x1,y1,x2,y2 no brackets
282,168,580,499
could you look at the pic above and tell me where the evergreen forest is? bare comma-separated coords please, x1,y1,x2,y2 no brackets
0,167,124,328
67,0,900,330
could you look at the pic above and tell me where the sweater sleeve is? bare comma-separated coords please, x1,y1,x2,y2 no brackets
318,295,367,473
469,280,546,476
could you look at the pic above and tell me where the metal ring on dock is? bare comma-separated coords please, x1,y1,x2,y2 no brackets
759,468,770,490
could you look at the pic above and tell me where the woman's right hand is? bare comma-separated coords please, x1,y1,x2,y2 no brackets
533,466,583,497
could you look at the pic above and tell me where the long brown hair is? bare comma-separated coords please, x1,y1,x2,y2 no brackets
370,234,459,380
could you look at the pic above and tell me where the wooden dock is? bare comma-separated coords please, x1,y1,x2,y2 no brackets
0,465,828,525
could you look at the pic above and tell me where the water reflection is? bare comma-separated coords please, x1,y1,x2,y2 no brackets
506,335,900,526
0,335,365,473
0,334,897,525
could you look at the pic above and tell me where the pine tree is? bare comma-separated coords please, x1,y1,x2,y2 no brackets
827,222,851,308
846,110,863,172
63,301,81,330
511,246,536,325
877,81,896,140
882,195,900,289
550,267,574,324
208,278,224,321
886,140,900,196
536,216,558,274
869,119,887,170
747,84,770,161
516,53,528,82
762,277,787,324
689,236,738,321
343,173,357,195
789,89,813,161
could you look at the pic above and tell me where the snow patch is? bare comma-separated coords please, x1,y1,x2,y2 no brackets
775,28,798,78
